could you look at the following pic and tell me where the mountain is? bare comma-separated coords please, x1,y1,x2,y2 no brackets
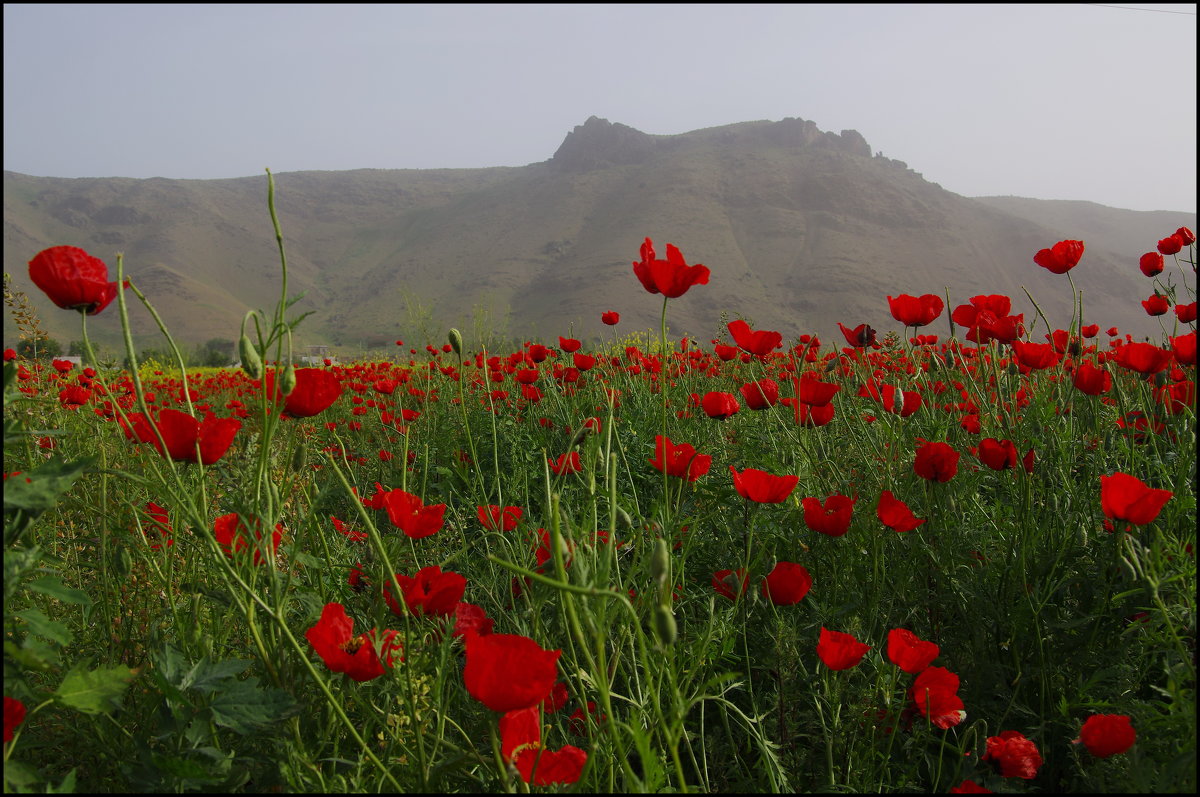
4,116,1195,357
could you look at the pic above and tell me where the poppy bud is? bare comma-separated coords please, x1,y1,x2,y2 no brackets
239,334,262,380
268,481,282,514
280,363,297,396
650,537,670,584
118,545,133,576
616,506,633,530
448,328,463,356
652,605,677,647
291,443,307,472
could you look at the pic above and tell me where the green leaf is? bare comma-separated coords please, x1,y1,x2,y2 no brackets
182,657,251,694
2,456,97,514
46,768,78,794
208,676,295,734
54,664,135,715
14,607,73,646
5,636,61,671
27,576,92,606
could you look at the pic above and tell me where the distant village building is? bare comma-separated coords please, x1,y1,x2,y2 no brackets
299,344,336,366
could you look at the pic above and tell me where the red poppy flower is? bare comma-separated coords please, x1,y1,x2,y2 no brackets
1141,293,1170,316
887,628,939,673
452,602,494,638
463,632,561,712
28,245,125,315
58,384,92,409
887,294,944,328
274,368,343,418
712,568,749,601
1100,472,1172,526
573,352,597,371
950,780,993,793
140,501,174,549
984,730,1043,779
1011,340,1060,370
1175,301,1197,324
838,322,878,348
739,378,779,410
213,513,282,566
728,319,782,356
951,296,1024,344
631,238,710,298
713,343,739,361
784,398,836,427
701,391,740,419
1033,239,1084,274
500,706,588,786
305,603,399,682
729,466,798,503
381,489,446,538
1177,226,1196,246
557,336,581,353
817,627,870,670
912,683,966,729
1112,341,1173,375
121,408,241,465
548,451,583,475
914,440,960,482
976,438,1018,471
795,373,840,406
3,696,26,743
877,490,925,532
760,561,812,605
1139,252,1164,277
1157,234,1184,255
1080,323,1100,338
601,311,620,325
802,495,855,537
1072,360,1112,395
383,565,466,617
1075,714,1136,758
1170,332,1196,366
649,435,712,482
478,505,522,532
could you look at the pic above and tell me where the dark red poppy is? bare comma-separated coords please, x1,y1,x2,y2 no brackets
984,730,1043,779
213,513,282,566
714,343,739,361
649,435,712,482
631,238,710,298
712,568,749,601
1033,239,1084,274
1076,714,1136,758
601,311,620,325
1139,252,1164,277
795,373,840,406
838,322,878,348
463,632,561,712
802,495,855,537
1170,332,1196,366
701,391,740,420
383,565,466,617
887,294,944,328
1072,360,1112,395
3,696,26,743
1177,226,1196,246
548,451,583,475
28,245,125,315
877,490,924,532
976,438,1018,471
1157,234,1184,255
914,440,959,482
887,628,939,673
1100,472,1172,525
121,408,241,465
1141,293,1170,316
305,602,399,682
817,627,870,670
58,384,92,409
739,378,779,410
728,319,782,356
478,505,522,532
1175,301,1196,323
381,489,446,539
760,561,812,605
729,466,798,503
452,602,494,637
500,706,588,786
557,336,581,353
1080,323,1100,338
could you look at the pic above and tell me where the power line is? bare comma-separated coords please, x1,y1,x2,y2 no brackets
1086,4,1197,14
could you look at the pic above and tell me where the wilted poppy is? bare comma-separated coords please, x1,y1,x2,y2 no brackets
728,319,782,356
305,603,399,682
887,294,944,328
913,440,960,482
463,632,561,712
1034,239,1084,274
383,565,466,617
1075,714,1136,758
631,238,710,298
984,730,1043,779
817,627,870,670
801,495,855,537
877,490,925,532
887,628,939,673
729,466,798,503
649,435,712,482
760,561,812,605
1100,472,1172,526
28,245,125,315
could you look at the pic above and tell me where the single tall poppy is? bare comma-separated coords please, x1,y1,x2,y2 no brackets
631,238,710,298
28,245,124,315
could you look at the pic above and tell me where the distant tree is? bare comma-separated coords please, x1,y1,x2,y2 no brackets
17,337,61,361
196,338,234,367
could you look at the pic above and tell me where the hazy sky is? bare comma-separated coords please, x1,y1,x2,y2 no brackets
4,4,1196,211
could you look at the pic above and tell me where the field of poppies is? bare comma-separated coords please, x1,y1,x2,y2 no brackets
3,174,1195,793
